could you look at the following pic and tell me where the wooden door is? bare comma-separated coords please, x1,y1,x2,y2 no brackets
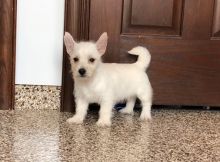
0,0,16,110
62,0,220,111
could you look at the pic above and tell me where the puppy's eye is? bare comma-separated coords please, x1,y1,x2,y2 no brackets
89,58,95,63
73,57,79,62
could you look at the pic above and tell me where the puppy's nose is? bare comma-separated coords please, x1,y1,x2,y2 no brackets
78,68,86,76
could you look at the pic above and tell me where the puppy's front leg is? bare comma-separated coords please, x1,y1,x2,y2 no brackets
96,101,113,127
67,98,88,124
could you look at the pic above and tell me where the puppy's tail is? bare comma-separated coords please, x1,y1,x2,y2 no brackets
128,46,151,70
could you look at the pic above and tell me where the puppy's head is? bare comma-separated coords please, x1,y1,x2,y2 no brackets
64,32,108,79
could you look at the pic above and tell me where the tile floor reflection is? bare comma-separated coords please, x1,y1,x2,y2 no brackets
0,109,219,162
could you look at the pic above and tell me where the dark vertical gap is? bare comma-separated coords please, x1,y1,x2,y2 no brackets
60,0,69,112
11,0,17,110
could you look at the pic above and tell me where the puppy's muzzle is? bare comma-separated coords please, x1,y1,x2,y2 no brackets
78,68,86,77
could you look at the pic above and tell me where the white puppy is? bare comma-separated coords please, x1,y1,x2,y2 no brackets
64,32,153,127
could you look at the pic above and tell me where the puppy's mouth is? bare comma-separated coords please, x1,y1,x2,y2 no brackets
77,74,88,78
80,75,86,78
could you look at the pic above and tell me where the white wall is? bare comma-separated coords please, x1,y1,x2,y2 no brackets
16,0,65,86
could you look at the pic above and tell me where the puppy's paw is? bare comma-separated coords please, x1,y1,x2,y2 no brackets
96,119,111,127
119,108,134,115
66,116,83,124
139,113,152,121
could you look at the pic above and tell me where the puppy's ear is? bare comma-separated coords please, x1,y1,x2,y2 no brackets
64,32,76,55
96,32,108,55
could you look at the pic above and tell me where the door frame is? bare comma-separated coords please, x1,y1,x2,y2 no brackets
0,0,17,110
61,0,90,112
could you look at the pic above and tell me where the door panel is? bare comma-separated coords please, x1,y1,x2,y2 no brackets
182,0,215,39
120,37,220,105
0,0,16,109
122,0,183,36
131,0,174,27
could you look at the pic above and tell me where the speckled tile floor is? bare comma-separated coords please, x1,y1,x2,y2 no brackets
15,85,61,110
0,109,219,162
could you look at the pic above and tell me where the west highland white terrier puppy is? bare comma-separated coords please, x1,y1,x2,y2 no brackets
64,32,153,127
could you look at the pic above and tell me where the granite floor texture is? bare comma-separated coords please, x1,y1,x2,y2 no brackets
0,109,219,162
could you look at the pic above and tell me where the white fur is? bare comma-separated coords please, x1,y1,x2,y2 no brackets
64,32,153,127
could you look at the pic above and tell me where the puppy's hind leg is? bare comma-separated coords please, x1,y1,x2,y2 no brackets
119,97,136,115
138,93,152,121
